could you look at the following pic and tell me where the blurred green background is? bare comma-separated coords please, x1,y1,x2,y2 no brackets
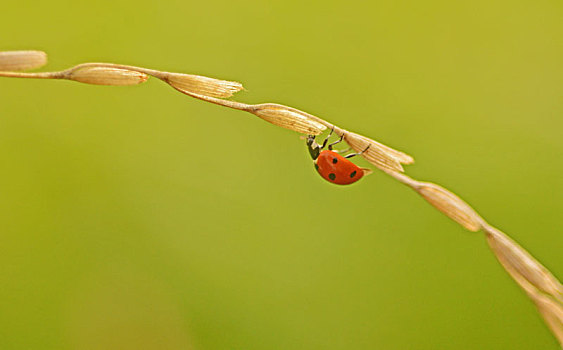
1,0,562,349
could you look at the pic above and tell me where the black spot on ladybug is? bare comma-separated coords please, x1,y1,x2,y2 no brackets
350,170,357,178
332,158,338,164
314,163,319,170
329,173,336,180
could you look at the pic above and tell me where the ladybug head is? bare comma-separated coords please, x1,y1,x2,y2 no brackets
306,135,320,160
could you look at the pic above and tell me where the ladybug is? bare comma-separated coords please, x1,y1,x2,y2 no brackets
306,129,371,185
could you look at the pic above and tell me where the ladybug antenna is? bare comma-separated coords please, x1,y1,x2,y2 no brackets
306,135,321,160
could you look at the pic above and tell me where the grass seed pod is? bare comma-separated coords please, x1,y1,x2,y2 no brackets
484,224,563,346
484,224,563,298
0,50,48,71
250,105,326,135
415,182,482,231
67,67,148,86
165,73,243,98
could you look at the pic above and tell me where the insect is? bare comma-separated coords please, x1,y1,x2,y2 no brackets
306,129,371,185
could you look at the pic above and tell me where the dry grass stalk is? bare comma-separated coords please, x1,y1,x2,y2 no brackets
1,50,561,345
0,51,411,172
0,50,47,71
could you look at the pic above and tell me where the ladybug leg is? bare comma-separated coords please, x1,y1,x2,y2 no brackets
331,147,351,154
328,134,344,150
344,144,371,159
320,127,334,149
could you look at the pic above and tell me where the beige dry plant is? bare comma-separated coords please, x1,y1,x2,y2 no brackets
1,50,562,347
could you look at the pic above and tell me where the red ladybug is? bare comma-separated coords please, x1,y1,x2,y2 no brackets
306,130,371,185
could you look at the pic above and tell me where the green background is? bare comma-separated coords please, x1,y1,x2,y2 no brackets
1,0,562,349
